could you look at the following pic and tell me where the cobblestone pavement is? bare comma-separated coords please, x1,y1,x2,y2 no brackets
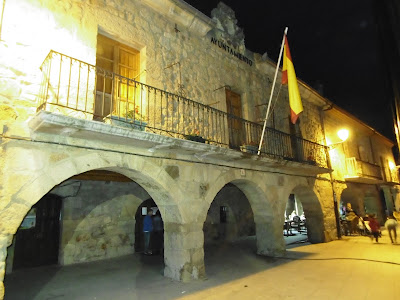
4,229,399,300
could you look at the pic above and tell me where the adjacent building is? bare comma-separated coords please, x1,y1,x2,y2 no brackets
0,0,398,298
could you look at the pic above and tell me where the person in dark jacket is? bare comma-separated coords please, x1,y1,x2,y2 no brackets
368,214,380,243
143,209,153,255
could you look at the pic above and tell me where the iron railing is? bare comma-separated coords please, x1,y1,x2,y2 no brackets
383,166,399,183
345,157,383,180
37,50,328,168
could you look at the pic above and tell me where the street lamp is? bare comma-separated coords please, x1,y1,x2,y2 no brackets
329,128,350,149
337,129,349,142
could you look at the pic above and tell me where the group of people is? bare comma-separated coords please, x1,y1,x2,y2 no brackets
369,214,398,244
142,208,164,255
342,203,398,243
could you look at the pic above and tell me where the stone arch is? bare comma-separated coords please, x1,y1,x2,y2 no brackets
202,171,274,218
4,151,185,235
288,184,325,243
1,151,189,294
202,170,284,256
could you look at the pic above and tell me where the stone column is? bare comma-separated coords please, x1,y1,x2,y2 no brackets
163,222,205,282
0,234,13,300
255,217,285,257
306,215,325,243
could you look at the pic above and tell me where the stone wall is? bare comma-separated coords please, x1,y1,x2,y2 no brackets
0,0,326,138
0,42,41,123
203,183,255,244
57,180,148,265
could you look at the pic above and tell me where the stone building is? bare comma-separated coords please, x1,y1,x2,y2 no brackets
0,0,398,298
323,104,400,224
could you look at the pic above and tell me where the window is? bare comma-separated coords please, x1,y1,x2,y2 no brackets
20,208,37,229
95,34,140,118
358,145,367,162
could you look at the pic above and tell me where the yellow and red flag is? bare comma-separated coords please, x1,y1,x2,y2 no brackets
282,35,303,124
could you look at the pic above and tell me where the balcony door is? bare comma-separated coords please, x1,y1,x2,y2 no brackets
226,89,243,149
95,34,140,119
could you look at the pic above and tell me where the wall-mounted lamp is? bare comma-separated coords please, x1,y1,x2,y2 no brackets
329,129,349,149
337,129,349,142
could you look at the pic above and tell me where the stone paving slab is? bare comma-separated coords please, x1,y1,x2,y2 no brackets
4,231,399,300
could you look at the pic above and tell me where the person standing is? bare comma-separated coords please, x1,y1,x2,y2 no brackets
345,203,358,235
385,216,398,244
143,209,153,255
368,214,380,243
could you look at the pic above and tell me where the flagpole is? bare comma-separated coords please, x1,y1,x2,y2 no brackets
258,27,288,155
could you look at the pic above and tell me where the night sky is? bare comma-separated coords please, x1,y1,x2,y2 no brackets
185,0,394,141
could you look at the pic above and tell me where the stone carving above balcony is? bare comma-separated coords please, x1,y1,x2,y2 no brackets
141,0,215,36
210,2,245,50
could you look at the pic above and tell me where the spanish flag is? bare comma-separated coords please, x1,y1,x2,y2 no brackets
282,35,303,124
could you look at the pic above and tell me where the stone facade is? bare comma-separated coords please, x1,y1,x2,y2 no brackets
322,106,400,224
0,0,398,299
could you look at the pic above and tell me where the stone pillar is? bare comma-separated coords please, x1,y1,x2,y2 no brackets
163,222,205,282
0,234,13,300
285,194,295,217
306,215,325,243
255,217,285,257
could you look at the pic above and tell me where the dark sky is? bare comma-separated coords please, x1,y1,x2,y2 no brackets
185,0,394,141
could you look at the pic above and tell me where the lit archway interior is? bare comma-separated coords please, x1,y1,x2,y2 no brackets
6,169,165,273
290,185,325,244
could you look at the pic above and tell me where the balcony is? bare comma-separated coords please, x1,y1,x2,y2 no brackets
344,157,383,184
32,50,329,172
383,167,400,184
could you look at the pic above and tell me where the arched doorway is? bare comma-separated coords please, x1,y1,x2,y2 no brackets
135,199,164,255
2,151,190,299
340,188,361,216
288,186,325,244
6,170,161,271
283,193,308,246
203,182,257,274
5,168,176,299
203,183,255,246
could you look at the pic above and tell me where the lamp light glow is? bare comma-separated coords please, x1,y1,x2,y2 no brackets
337,129,349,142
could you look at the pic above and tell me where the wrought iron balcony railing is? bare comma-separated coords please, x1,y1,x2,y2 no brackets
37,50,328,168
345,157,383,180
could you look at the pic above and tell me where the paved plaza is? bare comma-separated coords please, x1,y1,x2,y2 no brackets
4,229,399,300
